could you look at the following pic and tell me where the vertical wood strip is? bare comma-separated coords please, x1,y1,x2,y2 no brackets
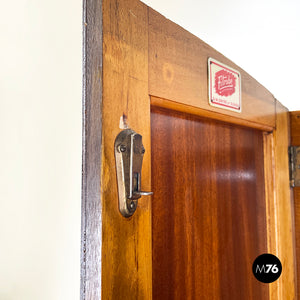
81,0,103,299
290,110,300,298
290,111,300,145
264,132,275,254
293,187,300,298
264,132,281,299
272,102,296,299
102,0,152,299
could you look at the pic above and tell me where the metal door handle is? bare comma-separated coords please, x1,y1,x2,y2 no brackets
114,128,152,217
134,191,153,196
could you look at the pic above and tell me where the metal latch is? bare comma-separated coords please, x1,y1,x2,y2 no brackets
289,146,300,187
114,129,153,217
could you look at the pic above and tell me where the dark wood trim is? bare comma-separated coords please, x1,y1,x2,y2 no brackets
81,0,103,299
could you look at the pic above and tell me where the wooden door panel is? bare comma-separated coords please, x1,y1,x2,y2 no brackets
83,0,296,298
151,106,268,299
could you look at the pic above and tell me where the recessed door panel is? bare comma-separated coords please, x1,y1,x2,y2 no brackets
151,106,268,299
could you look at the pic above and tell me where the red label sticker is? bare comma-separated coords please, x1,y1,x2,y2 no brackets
215,69,236,97
208,58,241,112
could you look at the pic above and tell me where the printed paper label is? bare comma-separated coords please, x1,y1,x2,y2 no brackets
208,58,241,113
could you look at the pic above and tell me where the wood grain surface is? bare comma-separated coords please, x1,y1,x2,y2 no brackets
149,9,276,129
81,0,103,298
294,186,300,298
151,96,274,132
151,105,269,299
101,0,152,299
271,102,295,299
290,110,300,298
83,0,295,298
290,111,300,145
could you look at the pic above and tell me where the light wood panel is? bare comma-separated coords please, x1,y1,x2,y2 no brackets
151,106,269,299
263,132,279,299
101,0,152,299
271,102,296,299
148,9,276,129
294,187,300,298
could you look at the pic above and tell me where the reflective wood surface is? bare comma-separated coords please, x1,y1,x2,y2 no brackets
151,106,269,299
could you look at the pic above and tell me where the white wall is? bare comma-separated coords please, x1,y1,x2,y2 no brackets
0,0,299,299
0,1,82,299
